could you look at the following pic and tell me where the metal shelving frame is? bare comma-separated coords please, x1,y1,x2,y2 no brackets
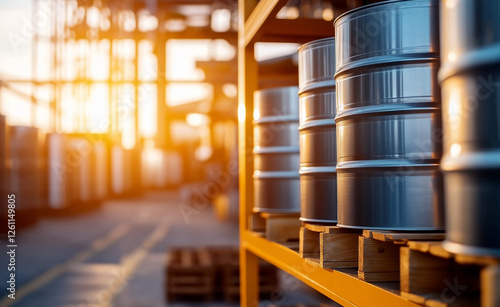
237,1,420,306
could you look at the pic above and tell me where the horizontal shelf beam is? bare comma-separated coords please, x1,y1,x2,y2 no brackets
261,18,335,43
241,231,421,307
243,0,288,47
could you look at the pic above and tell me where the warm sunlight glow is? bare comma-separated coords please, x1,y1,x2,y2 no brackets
186,113,210,127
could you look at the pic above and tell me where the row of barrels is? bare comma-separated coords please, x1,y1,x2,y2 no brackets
0,118,183,227
253,0,500,256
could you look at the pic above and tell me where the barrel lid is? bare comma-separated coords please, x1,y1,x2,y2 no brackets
253,170,300,179
441,149,500,171
298,37,335,52
334,0,436,27
253,146,300,155
300,166,336,174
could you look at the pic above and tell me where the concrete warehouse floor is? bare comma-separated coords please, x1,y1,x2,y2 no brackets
0,191,335,307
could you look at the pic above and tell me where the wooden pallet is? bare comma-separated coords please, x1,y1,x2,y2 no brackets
166,248,215,302
167,246,279,303
358,230,446,282
222,257,279,302
400,241,500,307
250,212,301,243
299,223,361,269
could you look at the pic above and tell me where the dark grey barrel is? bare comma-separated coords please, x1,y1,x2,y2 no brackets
253,86,300,213
7,126,40,212
334,0,444,230
439,0,500,256
298,37,337,223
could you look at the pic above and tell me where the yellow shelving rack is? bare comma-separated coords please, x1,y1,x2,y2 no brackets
237,1,421,306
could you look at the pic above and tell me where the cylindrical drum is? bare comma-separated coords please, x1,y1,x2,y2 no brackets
253,86,300,213
94,141,107,200
66,138,93,203
111,145,125,195
7,126,40,212
440,0,500,256
334,0,444,230
47,133,67,209
298,37,337,223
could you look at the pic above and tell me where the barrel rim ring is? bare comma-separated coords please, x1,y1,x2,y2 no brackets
334,0,438,27
334,104,441,121
298,37,335,52
438,43,500,83
337,223,445,231
335,54,439,77
442,240,500,258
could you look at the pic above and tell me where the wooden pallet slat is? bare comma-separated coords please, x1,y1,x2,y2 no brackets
400,246,482,307
357,231,446,283
299,224,360,269
250,212,301,243
358,236,400,282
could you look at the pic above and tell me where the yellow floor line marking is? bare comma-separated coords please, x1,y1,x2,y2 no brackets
99,216,171,307
0,223,131,307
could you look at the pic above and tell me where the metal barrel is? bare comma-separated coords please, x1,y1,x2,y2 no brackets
66,137,94,203
439,0,500,256
7,126,40,212
94,141,108,200
111,145,125,195
47,133,67,209
334,0,444,230
253,86,300,213
298,37,337,223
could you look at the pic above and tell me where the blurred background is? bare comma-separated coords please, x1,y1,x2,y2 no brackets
0,0,347,306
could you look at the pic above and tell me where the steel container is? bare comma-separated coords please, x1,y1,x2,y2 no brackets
439,0,500,256
334,0,444,230
166,151,183,186
94,142,107,200
47,133,67,209
111,145,126,195
298,37,338,223
66,138,93,203
253,86,300,213
7,126,40,212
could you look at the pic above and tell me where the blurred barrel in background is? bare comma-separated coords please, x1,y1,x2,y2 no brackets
440,0,500,256
94,141,108,200
6,126,41,220
253,86,300,213
66,137,94,204
47,133,67,209
334,0,444,230
298,37,337,224
112,145,126,196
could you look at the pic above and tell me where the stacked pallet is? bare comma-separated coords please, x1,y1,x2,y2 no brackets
166,246,278,303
